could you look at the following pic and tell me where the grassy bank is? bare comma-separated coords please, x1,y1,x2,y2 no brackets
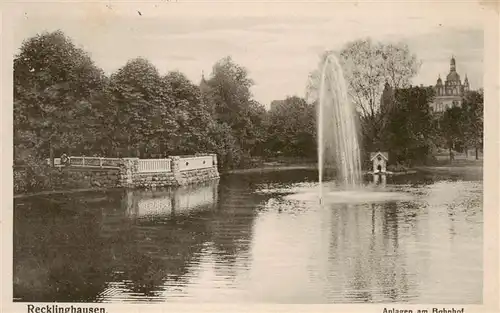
415,160,483,181
416,165,483,173
225,164,316,174
222,156,316,174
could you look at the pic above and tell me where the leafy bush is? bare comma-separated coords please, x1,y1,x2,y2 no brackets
13,153,87,194
13,164,62,194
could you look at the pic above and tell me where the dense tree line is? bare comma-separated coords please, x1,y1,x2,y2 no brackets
13,31,271,173
13,31,482,193
439,90,484,159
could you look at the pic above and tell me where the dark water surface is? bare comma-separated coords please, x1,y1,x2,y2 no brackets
13,169,483,303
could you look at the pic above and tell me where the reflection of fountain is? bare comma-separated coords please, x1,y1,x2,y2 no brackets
323,202,410,302
317,52,361,190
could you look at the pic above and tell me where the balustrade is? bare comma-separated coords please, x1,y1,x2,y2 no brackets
137,159,172,173
44,154,217,173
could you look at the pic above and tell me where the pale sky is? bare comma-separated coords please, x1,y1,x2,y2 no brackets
10,1,485,108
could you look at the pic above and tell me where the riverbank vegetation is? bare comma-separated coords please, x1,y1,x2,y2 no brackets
14,31,483,193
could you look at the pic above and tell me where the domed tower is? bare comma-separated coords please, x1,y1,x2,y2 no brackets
463,74,470,93
445,56,461,95
450,56,456,72
199,70,210,93
430,55,466,114
436,75,443,96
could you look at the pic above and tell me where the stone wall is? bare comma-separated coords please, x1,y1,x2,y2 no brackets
131,172,178,188
179,167,220,185
66,167,121,188
118,154,219,189
17,154,220,194
177,155,214,171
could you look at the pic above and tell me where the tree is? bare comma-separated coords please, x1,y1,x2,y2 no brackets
14,30,106,164
461,90,483,159
108,58,178,157
439,105,466,162
339,39,420,118
163,71,218,155
383,86,436,166
206,122,243,170
266,96,316,158
239,100,268,156
206,56,265,155
378,43,421,89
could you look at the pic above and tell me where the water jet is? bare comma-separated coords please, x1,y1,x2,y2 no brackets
285,52,413,205
317,52,361,189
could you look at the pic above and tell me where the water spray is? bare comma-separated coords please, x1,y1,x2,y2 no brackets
317,53,362,195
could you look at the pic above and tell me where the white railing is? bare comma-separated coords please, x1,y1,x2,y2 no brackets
138,159,172,173
45,155,215,172
46,157,121,168
179,155,213,172
69,157,121,168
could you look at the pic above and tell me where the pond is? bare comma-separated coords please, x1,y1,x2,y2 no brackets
13,169,483,304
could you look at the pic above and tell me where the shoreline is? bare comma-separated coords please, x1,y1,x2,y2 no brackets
13,187,121,200
415,165,483,173
14,162,483,198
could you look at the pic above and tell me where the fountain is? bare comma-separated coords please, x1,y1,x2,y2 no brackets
317,52,362,191
284,52,412,204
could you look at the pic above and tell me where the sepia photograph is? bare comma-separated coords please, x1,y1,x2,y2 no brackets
3,1,498,312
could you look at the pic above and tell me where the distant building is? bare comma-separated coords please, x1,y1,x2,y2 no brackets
380,81,396,114
431,56,470,113
199,71,210,95
378,81,396,128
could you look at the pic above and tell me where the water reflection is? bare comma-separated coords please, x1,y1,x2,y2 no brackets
319,202,410,303
373,174,387,186
14,170,482,304
123,182,218,219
